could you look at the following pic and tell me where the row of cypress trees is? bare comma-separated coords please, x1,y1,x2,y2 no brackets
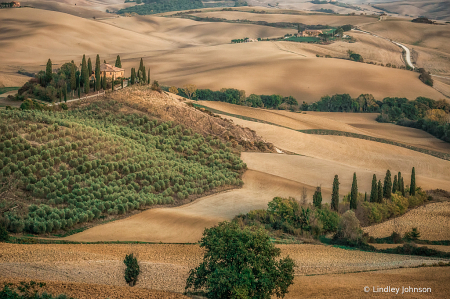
130,58,151,86
313,167,417,211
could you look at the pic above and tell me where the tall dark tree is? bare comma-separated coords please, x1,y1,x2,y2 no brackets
350,173,358,209
313,186,322,209
102,73,107,90
383,169,392,199
331,175,339,211
377,180,383,203
401,177,405,196
147,68,150,85
95,54,101,91
130,68,135,85
370,174,377,202
364,192,367,202
139,58,144,73
112,75,115,91
392,175,398,194
45,58,53,84
63,83,67,102
115,55,122,68
142,66,147,85
88,57,93,76
70,63,76,94
81,55,87,87
83,67,90,94
410,167,416,196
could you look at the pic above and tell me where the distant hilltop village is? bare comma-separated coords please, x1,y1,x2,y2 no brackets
0,1,20,8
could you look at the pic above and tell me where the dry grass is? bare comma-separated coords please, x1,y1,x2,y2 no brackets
364,202,450,241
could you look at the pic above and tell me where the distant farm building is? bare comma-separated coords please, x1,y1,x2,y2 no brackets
100,64,124,78
300,30,323,37
0,1,20,8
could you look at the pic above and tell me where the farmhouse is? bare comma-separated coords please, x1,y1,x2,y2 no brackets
300,30,323,37
100,63,124,78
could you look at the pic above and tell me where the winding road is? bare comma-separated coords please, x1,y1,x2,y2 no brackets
352,28,415,70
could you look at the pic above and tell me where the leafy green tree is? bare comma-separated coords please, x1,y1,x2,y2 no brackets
410,167,416,195
383,169,392,199
313,186,322,209
95,54,101,91
124,253,140,286
185,221,295,299
392,175,398,193
115,55,122,68
331,175,339,211
45,59,53,84
377,180,383,203
350,172,358,209
370,174,377,202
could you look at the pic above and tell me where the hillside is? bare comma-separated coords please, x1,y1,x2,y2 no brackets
0,89,265,236
1,8,445,103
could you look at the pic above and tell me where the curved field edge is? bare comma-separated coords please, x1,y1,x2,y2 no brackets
193,103,450,161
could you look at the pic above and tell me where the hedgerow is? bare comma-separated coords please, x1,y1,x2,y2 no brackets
0,101,245,234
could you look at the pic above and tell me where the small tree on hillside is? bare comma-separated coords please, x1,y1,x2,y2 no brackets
410,167,416,196
370,174,377,202
169,86,178,94
147,68,150,85
183,84,197,99
45,58,53,85
331,175,339,211
130,68,136,85
383,169,392,199
377,180,383,203
115,55,122,68
350,172,358,209
81,54,87,87
400,177,405,197
124,253,140,286
313,186,322,209
142,66,147,84
185,221,295,299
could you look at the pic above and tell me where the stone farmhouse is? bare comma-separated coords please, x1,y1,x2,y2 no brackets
100,64,125,79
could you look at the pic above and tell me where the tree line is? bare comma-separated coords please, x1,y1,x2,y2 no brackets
118,0,204,15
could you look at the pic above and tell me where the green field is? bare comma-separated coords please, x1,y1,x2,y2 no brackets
0,87,19,95
283,36,321,42
0,100,246,235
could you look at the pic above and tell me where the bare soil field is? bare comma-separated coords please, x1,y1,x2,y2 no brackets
0,243,445,294
371,0,450,21
0,8,443,103
364,201,450,241
361,19,450,55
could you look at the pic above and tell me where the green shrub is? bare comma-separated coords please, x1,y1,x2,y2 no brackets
124,253,140,286
0,224,10,242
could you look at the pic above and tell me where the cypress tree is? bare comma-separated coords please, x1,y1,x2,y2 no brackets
313,186,322,209
121,78,124,89
331,175,339,211
112,75,115,91
131,68,135,85
63,83,67,102
383,169,392,199
139,58,144,73
142,66,146,84
83,67,90,94
401,177,405,196
370,174,377,202
95,54,101,91
70,63,76,93
88,57,92,76
364,192,367,202
102,73,107,90
350,172,358,210
45,58,53,84
410,167,416,196
78,87,81,99
81,55,87,87
392,175,398,194
115,55,122,68
147,68,150,85
377,180,383,203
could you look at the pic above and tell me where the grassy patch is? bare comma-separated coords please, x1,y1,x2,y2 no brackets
284,36,320,42
0,87,19,95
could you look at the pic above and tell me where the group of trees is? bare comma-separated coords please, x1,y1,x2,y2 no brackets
118,0,204,15
16,55,113,104
0,100,245,234
376,96,450,142
130,58,151,86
